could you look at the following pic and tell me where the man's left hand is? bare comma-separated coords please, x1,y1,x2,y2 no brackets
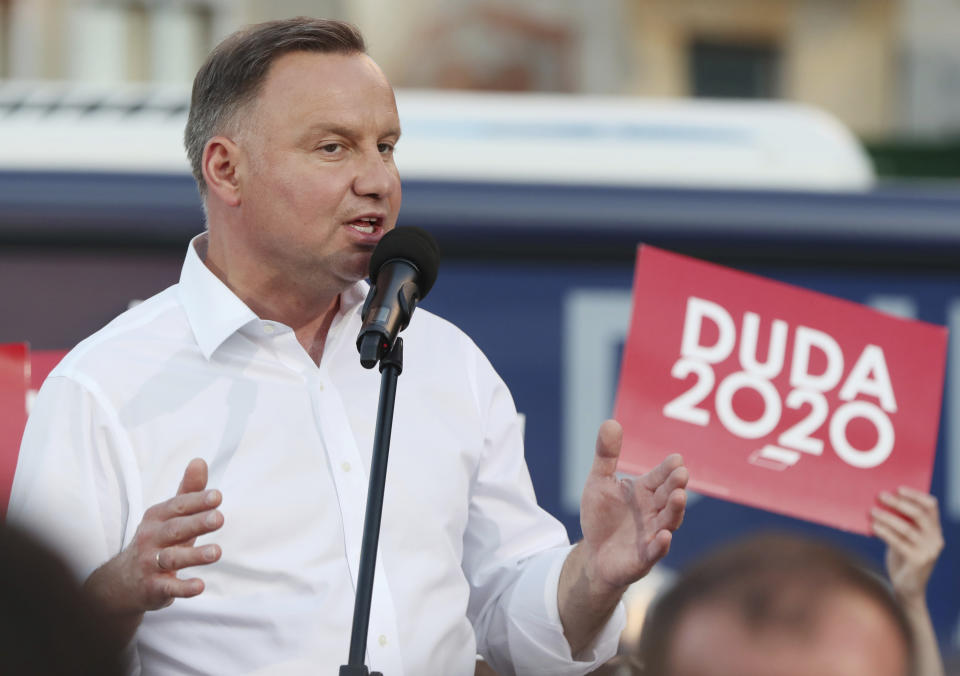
580,419,688,592
558,419,688,656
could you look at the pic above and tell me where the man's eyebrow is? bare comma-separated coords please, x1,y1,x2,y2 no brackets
302,124,402,140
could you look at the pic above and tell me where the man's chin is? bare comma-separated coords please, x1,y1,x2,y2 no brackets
332,265,372,289
347,253,375,282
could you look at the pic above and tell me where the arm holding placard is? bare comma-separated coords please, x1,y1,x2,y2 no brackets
871,487,945,676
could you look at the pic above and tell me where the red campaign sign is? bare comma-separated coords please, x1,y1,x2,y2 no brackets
614,246,949,534
0,343,30,518
30,350,68,391
0,348,66,518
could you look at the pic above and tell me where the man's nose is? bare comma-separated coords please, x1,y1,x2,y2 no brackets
353,149,397,199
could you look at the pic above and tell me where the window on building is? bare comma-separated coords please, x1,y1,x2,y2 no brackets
689,38,782,99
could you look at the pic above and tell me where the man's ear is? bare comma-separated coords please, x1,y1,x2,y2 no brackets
202,136,242,207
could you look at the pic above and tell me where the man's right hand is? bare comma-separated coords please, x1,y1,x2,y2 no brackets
84,458,224,641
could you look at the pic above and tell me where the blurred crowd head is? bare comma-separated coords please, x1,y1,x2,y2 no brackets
628,533,912,676
0,522,125,676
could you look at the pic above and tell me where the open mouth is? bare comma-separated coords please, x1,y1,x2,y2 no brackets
348,216,382,234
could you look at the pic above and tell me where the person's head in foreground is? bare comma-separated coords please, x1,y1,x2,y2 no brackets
0,522,124,675
635,533,913,676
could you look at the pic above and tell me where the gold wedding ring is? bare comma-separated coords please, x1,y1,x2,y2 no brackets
156,549,166,570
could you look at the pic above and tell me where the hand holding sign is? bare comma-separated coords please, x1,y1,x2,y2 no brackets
615,247,947,533
872,487,943,601
872,487,946,676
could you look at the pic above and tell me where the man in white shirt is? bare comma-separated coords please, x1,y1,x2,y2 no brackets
9,18,688,675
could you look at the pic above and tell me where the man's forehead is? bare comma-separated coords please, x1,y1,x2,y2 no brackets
262,50,390,92
240,50,399,134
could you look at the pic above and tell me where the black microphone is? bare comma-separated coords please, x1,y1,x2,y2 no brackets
356,227,439,368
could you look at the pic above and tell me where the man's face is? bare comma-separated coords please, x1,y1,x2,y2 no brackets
232,50,402,289
665,590,909,676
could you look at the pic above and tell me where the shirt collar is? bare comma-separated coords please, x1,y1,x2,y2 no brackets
178,233,371,360
340,278,369,318
178,233,258,359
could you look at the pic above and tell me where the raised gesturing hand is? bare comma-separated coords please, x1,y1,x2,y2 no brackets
579,419,688,591
84,458,224,639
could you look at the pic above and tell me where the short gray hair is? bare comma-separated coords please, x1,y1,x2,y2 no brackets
184,17,366,196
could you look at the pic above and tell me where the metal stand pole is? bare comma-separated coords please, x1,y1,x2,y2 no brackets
339,338,404,676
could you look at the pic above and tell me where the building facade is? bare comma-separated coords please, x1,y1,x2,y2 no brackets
0,0,957,138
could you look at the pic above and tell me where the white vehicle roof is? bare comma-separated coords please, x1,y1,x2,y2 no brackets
0,81,874,191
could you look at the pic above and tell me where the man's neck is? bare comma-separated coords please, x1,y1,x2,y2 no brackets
199,235,345,366
243,290,342,366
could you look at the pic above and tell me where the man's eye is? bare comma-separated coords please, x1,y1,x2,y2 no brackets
378,143,395,154
319,143,341,153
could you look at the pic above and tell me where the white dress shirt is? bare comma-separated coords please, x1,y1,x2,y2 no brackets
9,234,624,676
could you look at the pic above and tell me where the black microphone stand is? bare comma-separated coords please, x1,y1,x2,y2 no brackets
339,337,404,676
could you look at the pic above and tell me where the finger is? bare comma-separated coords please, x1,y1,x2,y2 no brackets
644,529,673,565
870,507,920,544
654,488,687,532
895,487,941,526
878,492,939,537
177,458,209,496
640,453,685,492
158,510,224,546
589,420,623,479
650,466,690,510
878,492,928,525
150,489,222,522
871,518,913,553
156,576,205,600
897,486,937,510
157,544,222,571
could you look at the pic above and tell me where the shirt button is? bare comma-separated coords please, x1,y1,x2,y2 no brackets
341,462,351,473
317,381,324,391
378,635,387,647
262,323,275,334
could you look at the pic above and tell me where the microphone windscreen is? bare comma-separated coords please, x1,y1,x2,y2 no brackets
369,227,440,298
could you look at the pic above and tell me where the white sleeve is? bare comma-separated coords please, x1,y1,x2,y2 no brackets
462,352,625,676
7,374,134,582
